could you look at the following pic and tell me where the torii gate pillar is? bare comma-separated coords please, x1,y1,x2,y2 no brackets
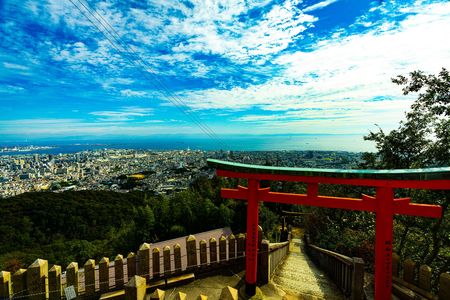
374,187,394,299
245,179,260,295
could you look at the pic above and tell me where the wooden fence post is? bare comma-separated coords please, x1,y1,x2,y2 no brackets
12,269,27,298
84,259,96,296
418,264,432,292
49,265,62,300
152,248,160,278
115,254,124,288
209,238,218,266
174,244,182,273
439,273,450,300
237,233,246,263
186,235,198,270
228,234,236,261
99,257,110,293
124,275,146,300
257,227,263,283
138,243,151,280
150,288,165,300
392,253,400,277
127,252,136,279
26,259,48,300
258,225,263,248
199,240,207,268
163,246,171,276
351,257,364,300
0,271,12,300
219,286,238,300
66,262,78,293
219,236,227,263
403,259,415,284
258,240,269,284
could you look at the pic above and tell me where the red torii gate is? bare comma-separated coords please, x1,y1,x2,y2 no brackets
207,159,450,299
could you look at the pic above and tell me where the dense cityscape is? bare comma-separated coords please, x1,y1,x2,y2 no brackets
0,148,362,198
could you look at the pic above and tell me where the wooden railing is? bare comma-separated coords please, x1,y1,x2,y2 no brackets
391,253,450,300
304,236,364,300
268,242,290,278
0,232,247,300
0,228,294,300
258,240,290,284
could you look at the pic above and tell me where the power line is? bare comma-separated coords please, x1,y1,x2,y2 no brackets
67,0,229,150
70,0,224,148
75,0,259,98
69,0,216,141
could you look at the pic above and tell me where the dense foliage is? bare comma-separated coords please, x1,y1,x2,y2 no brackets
303,68,450,289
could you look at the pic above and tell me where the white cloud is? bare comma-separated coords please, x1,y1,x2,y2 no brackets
0,119,81,126
115,78,134,85
38,0,92,28
0,84,26,94
25,0,39,15
3,62,30,70
303,0,339,13
169,0,317,62
276,2,450,99
24,0,317,82
102,78,134,90
51,41,122,70
0,118,198,136
89,107,153,121
230,98,411,134
177,1,450,134
120,89,147,97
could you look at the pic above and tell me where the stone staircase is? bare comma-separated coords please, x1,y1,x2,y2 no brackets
271,239,344,300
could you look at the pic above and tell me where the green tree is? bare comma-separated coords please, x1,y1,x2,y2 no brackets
363,68,450,287
259,204,279,240
364,68,449,167
135,205,156,242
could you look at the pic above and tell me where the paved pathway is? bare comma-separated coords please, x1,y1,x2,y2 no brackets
271,239,344,300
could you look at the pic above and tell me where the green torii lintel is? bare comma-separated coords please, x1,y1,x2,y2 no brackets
207,159,450,181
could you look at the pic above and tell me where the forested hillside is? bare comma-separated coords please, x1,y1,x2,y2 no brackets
0,176,280,271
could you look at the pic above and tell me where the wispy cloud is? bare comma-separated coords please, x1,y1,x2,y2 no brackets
0,119,82,126
0,84,26,94
89,107,153,122
119,89,147,97
171,0,317,63
303,0,339,13
51,41,123,72
0,118,198,137
3,62,30,70
177,1,450,134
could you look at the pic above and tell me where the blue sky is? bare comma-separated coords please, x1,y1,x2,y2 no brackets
0,0,449,149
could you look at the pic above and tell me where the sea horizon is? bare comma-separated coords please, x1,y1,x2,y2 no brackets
0,134,375,155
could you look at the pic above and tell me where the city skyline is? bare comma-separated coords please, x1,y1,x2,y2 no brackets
1,0,449,149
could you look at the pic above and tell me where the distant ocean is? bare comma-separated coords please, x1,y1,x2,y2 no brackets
0,134,375,155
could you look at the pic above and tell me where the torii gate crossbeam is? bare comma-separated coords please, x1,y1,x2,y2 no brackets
207,159,450,299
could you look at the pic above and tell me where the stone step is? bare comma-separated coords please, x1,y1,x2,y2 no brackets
99,273,194,300
272,243,344,300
